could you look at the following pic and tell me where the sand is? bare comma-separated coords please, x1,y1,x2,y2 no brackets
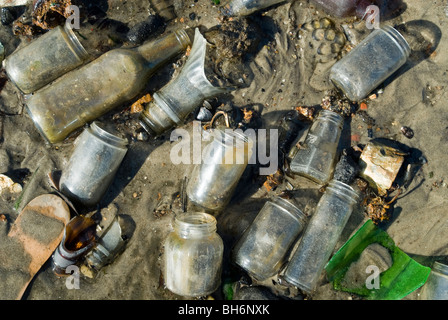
0,0,447,300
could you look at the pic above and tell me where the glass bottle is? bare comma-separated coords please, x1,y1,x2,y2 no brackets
186,127,254,212
310,0,375,18
59,122,128,207
282,179,359,294
52,215,97,276
220,0,286,17
4,23,90,94
232,196,307,280
164,212,224,297
290,109,344,185
139,28,229,137
330,25,410,101
419,262,448,300
25,29,192,144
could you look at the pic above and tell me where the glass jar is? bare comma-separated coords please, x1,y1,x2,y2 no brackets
283,179,359,294
419,262,448,300
232,196,307,280
290,109,344,185
186,127,254,212
59,122,128,207
4,23,90,94
163,212,224,297
330,25,410,101
25,29,191,143
220,0,286,17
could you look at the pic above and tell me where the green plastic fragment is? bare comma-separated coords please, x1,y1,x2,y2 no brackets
325,219,431,300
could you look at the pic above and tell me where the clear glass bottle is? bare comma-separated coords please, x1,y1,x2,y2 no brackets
310,0,375,18
232,196,307,280
220,0,286,17
282,179,359,294
59,122,128,207
4,23,90,94
186,127,254,212
139,28,229,137
419,262,448,300
52,215,97,276
329,25,410,101
163,212,224,297
290,109,344,185
25,29,192,144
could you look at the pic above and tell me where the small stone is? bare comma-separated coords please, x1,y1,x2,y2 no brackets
137,131,149,141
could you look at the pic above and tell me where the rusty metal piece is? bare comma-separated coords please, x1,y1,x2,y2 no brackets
359,141,405,196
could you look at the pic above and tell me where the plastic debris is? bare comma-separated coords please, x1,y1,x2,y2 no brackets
359,141,405,196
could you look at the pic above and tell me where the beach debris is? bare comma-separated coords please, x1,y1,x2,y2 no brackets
153,194,173,218
3,194,71,299
84,210,132,273
364,189,401,224
358,141,406,196
0,173,22,195
52,215,97,276
326,219,431,300
131,93,152,114
197,105,213,122
32,0,72,30
400,126,414,139
333,148,360,185
0,0,30,7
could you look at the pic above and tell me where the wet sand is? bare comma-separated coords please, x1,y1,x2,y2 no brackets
0,0,447,300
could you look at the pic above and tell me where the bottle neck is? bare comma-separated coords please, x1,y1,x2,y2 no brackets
174,212,217,239
136,29,191,64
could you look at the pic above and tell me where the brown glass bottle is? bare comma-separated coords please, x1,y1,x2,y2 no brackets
25,29,192,144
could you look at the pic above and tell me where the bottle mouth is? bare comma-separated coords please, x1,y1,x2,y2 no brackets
64,23,90,61
327,180,360,203
174,212,217,237
269,196,307,223
90,121,128,149
317,109,344,127
381,25,411,58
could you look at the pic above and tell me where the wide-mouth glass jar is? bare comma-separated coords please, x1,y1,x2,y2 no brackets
163,212,224,297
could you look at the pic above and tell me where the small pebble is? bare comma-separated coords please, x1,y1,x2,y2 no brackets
401,126,414,139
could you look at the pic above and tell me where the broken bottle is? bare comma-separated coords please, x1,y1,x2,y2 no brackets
139,28,231,137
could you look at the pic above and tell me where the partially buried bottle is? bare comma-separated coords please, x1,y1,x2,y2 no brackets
25,28,192,144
